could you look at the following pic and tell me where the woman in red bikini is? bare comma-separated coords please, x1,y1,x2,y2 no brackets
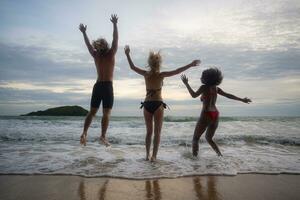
125,45,200,161
181,68,251,157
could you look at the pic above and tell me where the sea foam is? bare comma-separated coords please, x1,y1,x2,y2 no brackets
0,116,299,178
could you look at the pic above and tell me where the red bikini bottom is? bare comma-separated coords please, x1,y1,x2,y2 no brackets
205,111,219,121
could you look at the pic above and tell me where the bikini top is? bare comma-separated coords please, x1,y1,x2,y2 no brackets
144,71,163,99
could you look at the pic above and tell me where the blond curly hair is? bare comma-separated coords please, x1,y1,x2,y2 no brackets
147,51,162,72
92,38,109,55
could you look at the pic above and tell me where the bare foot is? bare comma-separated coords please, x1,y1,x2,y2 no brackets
145,155,151,161
80,133,87,146
150,156,156,162
192,150,198,157
192,140,199,157
100,136,111,147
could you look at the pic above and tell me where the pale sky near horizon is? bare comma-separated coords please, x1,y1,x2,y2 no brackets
0,0,300,116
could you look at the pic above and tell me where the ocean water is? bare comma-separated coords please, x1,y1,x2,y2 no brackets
0,116,299,179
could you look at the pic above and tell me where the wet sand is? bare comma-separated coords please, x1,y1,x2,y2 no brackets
0,174,299,200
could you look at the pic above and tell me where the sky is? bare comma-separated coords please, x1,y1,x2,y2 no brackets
0,0,299,116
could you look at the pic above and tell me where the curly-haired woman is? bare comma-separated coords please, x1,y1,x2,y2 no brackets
181,68,251,157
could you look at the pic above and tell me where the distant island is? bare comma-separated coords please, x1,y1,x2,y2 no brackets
21,105,88,116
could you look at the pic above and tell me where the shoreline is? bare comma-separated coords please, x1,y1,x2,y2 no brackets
0,174,299,200
1,171,300,180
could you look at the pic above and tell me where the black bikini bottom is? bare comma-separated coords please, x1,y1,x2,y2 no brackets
140,101,167,114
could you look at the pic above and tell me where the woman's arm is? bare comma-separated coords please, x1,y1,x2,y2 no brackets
160,60,200,78
79,24,95,57
181,74,203,98
217,87,251,103
124,45,146,76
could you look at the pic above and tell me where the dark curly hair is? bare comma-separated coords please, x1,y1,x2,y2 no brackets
201,67,223,86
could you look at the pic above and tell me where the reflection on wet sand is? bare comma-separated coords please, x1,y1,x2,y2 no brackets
145,180,161,200
193,176,220,200
98,180,109,200
77,176,220,200
78,180,86,200
78,179,109,200
0,175,298,200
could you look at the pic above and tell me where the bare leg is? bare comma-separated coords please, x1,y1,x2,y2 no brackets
151,106,164,162
144,108,153,160
100,108,111,146
192,115,208,156
205,120,222,156
80,107,98,146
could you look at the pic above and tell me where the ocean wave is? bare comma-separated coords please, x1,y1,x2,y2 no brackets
1,116,299,180
164,116,197,122
217,135,300,146
164,116,300,122
1,135,299,146
1,116,299,122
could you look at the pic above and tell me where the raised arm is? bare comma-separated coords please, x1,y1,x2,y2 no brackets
79,24,95,57
124,45,146,76
110,14,118,54
160,60,200,78
217,87,251,103
181,74,204,98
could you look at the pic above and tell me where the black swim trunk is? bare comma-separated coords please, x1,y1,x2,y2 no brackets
90,81,114,109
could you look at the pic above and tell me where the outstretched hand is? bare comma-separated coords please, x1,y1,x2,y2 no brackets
242,97,252,104
181,74,189,85
190,60,201,67
124,45,130,55
79,23,87,33
110,14,118,24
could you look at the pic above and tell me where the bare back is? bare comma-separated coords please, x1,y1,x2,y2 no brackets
201,86,218,112
144,72,164,101
94,51,115,81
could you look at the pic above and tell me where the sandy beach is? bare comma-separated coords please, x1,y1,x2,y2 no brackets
0,174,299,200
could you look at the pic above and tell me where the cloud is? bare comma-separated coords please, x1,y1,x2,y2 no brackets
0,36,300,116
122,0,300,52
0,42,94,82
0,0,299,116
